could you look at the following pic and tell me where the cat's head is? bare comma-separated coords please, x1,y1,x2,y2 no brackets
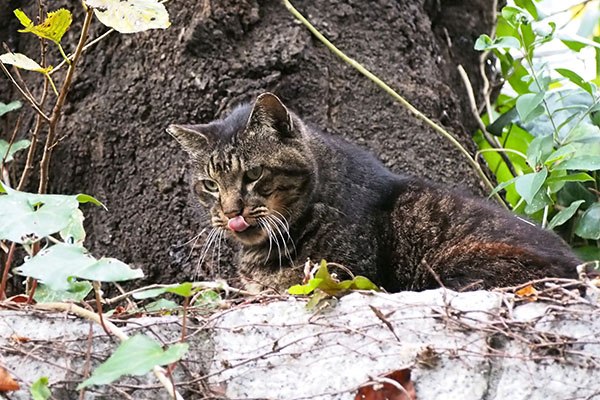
167,93,316,246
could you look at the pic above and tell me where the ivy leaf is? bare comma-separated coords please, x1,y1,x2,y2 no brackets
14,9,72,45
0,186,99,244
30,377,51,400
526,134,553,167
0,52,52,74
0,101,22,117
15,243,143,291
0,139,30,163
59,209,86,244
33,281,93,303
77,334,188,389
516,92,546,123
574,202,600,240
84,0,170,34
133,282,195,299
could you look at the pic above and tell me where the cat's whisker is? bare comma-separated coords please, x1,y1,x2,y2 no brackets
258,218,273,263
184,227,207,263
270,212,296,260
267,215,295,265
266,215,292,268
262,217,283,268
272,210,291,231
197,227,221,278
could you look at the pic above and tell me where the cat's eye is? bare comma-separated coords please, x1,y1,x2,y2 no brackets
203,179,219,192
245,166,263,181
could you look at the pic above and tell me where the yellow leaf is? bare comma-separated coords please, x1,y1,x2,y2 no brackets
0,52,52,74
15,8,72,44
85,0,170,34
515,284,538,301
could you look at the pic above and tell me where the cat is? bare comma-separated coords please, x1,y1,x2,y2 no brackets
167,92,580,293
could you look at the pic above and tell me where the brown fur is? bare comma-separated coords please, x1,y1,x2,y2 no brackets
168,93,580,293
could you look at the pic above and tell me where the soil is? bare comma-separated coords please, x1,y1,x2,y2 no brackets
0,0,495,293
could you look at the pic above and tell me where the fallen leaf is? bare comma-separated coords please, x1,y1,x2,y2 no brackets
9,334,30,343
355,369,416,400
0,366,19,392
7,294,32,304
515,284,538,301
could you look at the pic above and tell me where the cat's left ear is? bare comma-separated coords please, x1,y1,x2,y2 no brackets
166,124,213,153
247,92,294,137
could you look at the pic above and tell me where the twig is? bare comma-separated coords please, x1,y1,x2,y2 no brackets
0,243,16,300
0,61,50,122
458,64,518,180
35,302,185,400
282,0,508,209
50,28,115,75
0,113,23,180
479,0,498,120
38,7,94,194
79,321,94,400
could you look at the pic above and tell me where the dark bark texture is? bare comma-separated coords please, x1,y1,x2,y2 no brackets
0,0,495,291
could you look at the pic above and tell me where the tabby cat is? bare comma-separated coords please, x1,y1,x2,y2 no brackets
167,93,580,293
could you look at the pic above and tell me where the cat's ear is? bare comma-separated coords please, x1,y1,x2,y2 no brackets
166,124,213,153
247,92,294,137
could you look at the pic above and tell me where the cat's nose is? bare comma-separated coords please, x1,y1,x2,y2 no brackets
222,198,244,218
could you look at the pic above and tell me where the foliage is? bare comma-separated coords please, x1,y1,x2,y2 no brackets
475,2,600,261
1,0,173,395
77,334,188,389
289,260,379,309
30,377,51,400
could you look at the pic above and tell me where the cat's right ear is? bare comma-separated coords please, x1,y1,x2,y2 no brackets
166,124,212,153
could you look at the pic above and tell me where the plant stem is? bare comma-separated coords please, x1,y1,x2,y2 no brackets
38,7,94,194
0,242,16,300
282,0,507,209
0,62,50,122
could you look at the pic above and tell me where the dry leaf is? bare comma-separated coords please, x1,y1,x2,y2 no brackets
515,284,538,301
9,334,30,343
355,369,416,400
0,366,19,392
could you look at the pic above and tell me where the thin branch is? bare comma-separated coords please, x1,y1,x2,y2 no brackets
38,8,94,194
458,64,518,180
281,0,508,209
0,61,50,122
49,28,115,76
0,113,23,181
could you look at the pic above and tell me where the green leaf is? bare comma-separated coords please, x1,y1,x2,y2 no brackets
514,169,547,204
546,172,594,184
84,0,171,33
30,377,51,400
288,278,323,295
574,202,600,240
193,290,221,307
0,139,30,163
15,9,72,44
554,155,600,171
76,194,105,208
133,282,195,299
305,289,330,309
502,6,529,27
488,175,520,199
524,189,552,214
556,68,594,96
546,144,576,164
0,100,22,117
77,334,188,389
516,92,546,123
573,245,600,262
59,208,86,244
0,186,81,244
33,281,93,303
547,200,585,230
474,35,521,51
144,299,179,312
526,134,553,167
515,0,539,20
15,243,143,291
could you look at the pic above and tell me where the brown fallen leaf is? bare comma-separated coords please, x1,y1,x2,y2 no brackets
515,284,538,301
9,334,30,343
355,369,416,400
0,366,19,392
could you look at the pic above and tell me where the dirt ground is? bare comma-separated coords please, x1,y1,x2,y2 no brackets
0,0,495,292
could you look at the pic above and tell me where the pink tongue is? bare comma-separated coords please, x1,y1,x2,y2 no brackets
228,216,250,232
